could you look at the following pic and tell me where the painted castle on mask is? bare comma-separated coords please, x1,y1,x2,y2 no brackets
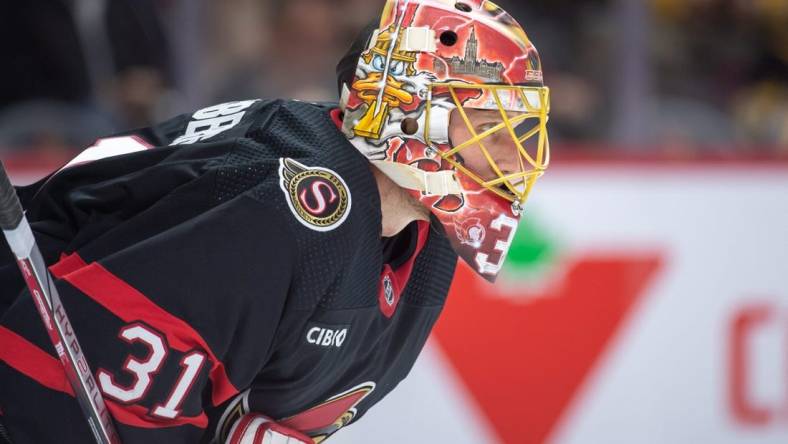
433,26,505,82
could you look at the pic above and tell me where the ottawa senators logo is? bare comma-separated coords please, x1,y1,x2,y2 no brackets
454,217,486,249
214,383,375,444
279,158,351,231
280,382,375,442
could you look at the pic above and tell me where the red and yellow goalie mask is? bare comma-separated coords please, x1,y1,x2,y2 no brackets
340,0,550,281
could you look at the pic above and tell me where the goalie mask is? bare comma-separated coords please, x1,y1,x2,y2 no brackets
338,0,550,281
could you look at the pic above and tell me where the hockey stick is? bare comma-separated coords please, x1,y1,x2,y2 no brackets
0,162,121,444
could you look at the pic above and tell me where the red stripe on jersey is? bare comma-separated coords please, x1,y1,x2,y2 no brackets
395,220,429,285
60,257,239,406
0,326,74,396
0,327,207,430
105,400,208,429
378,220,430,317
0,327,210,431
50,252,88,278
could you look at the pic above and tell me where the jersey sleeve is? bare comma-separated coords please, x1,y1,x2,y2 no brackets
0,193,298,443
14,99,283,230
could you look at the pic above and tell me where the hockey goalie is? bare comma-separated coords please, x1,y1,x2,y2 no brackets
0,1,549,442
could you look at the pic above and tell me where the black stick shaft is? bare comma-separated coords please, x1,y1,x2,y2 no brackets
0,161,121,444
0,162,22,230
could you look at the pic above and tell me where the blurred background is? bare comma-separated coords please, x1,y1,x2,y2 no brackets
1,0,786,158
1,1,787,443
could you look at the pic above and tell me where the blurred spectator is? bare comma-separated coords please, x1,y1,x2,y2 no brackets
649,0,788,150
208,0,383,102
733,80,788,148
0,0,173,154
492,0,618,144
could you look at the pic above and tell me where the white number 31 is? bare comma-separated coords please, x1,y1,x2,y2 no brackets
98,323,207,420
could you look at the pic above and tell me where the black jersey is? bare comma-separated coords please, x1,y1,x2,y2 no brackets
0,99,457,443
